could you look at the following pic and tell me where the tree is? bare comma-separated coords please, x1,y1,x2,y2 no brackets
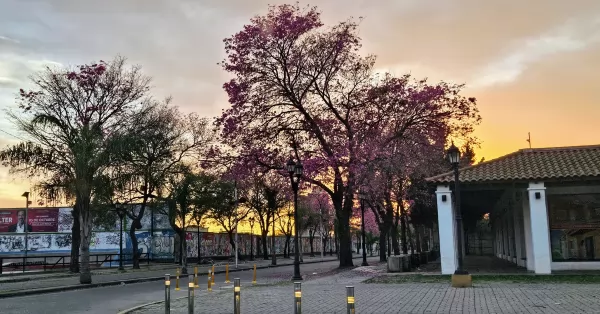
277,206,294,258
217,4,480,267
114,104,213,269
0,57,153,284
242,172,288,260
206,180,248,258
156,168,214,274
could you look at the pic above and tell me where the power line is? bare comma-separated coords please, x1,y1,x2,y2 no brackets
0,128,27,142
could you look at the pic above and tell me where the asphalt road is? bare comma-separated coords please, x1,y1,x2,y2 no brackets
0,257,363,314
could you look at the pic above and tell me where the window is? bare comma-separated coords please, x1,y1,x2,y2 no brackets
548,194,600,261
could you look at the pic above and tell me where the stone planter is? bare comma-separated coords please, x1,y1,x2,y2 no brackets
387,256,402,272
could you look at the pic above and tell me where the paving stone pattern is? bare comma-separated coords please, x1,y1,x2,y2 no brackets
134,268,600,314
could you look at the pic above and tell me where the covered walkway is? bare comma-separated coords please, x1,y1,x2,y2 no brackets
427,145,600,274
420,255,526,274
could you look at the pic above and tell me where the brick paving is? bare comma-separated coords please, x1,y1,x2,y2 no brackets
133,267,600,314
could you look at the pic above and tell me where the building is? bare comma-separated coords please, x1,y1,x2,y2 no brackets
427,145,600,274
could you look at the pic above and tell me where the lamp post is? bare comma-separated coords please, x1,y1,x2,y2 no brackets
21,192,30,273
114,202,125,271
447,142,468,276
249,217,255,261
287,159,303,281
358,187,369,266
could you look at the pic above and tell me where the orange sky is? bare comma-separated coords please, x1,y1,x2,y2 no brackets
1,0,599,207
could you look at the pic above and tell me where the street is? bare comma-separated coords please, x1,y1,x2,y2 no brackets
0,257,365,314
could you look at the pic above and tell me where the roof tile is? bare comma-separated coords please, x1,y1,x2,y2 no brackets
426,145,600,183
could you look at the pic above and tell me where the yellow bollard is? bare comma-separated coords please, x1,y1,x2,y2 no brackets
252,264,257,285
194,266,199,288
207,270,212,292
176,267,180,291
225,264,231,283
212,265,216,284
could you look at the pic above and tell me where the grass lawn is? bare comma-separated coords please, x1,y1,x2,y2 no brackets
364,274,600,284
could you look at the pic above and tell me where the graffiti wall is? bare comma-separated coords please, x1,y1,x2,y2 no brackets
0,205,344,258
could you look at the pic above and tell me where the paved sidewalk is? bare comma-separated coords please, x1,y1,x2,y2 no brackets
0,254,347,296
133,266,600,314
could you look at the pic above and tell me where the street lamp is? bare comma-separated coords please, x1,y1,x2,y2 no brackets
358,187,369,266
114,201,126,271
249,217,255,261
447,142,469,279
21,192,30,273
287,158,303,281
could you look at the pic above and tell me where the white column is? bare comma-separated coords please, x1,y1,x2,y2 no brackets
436,185,456,275
513,203,524,267
522,195,534,271
528,182,552,274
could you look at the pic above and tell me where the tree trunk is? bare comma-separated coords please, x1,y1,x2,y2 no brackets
336,206,353,267
129,224,139,269
261,232,269,260
400,209,408,254
415,225,422,253
70,206,80,273
309,232,315,257
180,230,188,274
284,236,290,258
379,226,387,262
228,231,236,257
129,202,147,270
79,200,93,284
391,225,400,255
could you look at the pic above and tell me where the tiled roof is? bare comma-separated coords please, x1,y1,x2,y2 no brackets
426,145,600,184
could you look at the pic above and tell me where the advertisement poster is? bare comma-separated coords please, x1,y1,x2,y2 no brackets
0,208,59,233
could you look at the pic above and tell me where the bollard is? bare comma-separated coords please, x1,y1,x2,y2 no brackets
212,265,216,284
252,264,257,285
176,268,181,291
207,270,212,292
194,266,199,288
294,282,302,314
165,274,171,314
346,286,355,314
233,278,241,314
225,264,230,283
188,275,194,314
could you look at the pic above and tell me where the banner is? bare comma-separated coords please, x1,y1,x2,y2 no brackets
0,208,59,233
28,208,59,232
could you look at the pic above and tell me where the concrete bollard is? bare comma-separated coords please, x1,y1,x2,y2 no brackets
187,275,194,314
225,264,230,283
233,278,241,314
165,274,171,314
346,286,355,314
294,282,302,314
252,264,257,285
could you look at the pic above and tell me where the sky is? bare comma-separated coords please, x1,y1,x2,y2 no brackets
0,0,599,207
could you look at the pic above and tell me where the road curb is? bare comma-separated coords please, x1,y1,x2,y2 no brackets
0,257,350,299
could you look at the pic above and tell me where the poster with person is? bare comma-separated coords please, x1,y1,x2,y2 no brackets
0,208,59,233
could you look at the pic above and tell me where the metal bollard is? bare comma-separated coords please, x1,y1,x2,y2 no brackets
207,270,212,291
233,278,241,314
194,266,199,288
252,264,257,284
176,268,180,291
188,275,194,314
165,274,171,314
294,282,302,314
346,286,355,314
212,265,216,284
225,264,230,283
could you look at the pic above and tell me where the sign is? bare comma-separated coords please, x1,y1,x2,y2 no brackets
0,208,59,233
28,208,59,232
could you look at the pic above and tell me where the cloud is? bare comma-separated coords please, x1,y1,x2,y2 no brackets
471,16,600,88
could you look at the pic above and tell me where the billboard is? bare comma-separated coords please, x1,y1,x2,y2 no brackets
0,208,59,233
